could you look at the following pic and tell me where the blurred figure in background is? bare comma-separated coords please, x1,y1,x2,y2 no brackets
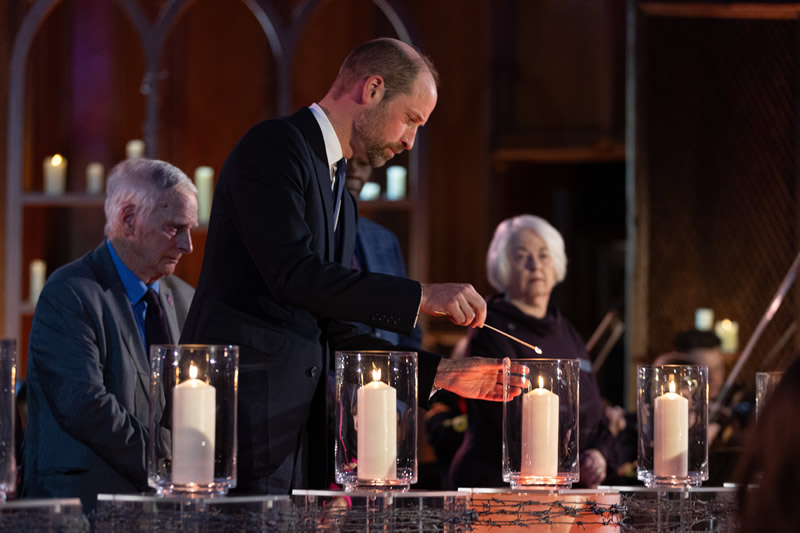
449,214,619,489
344,156,421,348
735,354,800,533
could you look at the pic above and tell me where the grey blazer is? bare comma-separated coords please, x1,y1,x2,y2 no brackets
22,242,194,510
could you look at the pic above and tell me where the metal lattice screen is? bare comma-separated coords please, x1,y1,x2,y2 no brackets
637,8,800,391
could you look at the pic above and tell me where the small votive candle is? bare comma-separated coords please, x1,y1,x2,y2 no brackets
715,319,738,353
43,154,67,195
695,308,714,331
30,259,46,305
194,166,214,225
86,162,104,194
385,166,407,201
126,139,145,159
360,182,381,201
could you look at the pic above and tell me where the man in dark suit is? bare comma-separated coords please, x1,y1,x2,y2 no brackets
181,37,516,494
345,155,421,348
23,159,198,512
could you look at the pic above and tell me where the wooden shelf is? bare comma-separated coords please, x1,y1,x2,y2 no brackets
492,142,626,166
22,193,106,207
357,199,413,211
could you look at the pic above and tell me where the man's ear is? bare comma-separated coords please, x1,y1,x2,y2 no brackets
362,75,385,105
119,204,137,237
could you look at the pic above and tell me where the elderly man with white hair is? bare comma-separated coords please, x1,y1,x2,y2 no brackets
449,214,619,489
23,158,197,512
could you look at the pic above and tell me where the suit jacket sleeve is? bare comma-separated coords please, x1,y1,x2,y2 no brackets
29,278,149,486
218,119,421,334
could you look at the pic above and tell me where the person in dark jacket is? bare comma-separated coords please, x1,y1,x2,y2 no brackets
449,214,618,488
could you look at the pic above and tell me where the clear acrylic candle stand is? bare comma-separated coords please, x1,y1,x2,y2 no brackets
148,344,238,497
637,365,708,488
335,351,417,491
502,358,580,489
0,339,16,500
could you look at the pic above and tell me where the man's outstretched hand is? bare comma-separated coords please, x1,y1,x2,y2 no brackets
434,357,530,401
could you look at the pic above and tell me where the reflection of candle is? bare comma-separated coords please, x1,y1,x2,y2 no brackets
126,139,145,159
385,165,407,200
194,166,214,224
86,162,104,194
715,319,738,353
654,378,688,477
29,259,46,305
520,375,559,478
173,364,216,484
43,154,67,195
357,368,397,480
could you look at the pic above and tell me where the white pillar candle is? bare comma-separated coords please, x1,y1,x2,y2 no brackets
194,166,214,225
715,319,738,353
520,376,559,478
654,378,689,477
29,259,46,305
357,368,397,480
43,154,67,195
126,139,145,159
385,165,407,201
172,364,216,484
86,162,104,194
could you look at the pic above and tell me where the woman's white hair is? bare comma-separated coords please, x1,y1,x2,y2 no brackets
486,214,567,292
104,158,197,237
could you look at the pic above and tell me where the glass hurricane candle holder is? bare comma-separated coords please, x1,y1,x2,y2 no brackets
502,358,580,489
147,344,238,497
0,339,16,500
334,351,417,491
637,365,708,488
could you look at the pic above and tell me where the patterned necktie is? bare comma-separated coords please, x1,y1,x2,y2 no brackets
333,158,346,231
143,288,172,357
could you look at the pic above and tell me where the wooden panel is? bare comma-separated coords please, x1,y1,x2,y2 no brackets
157,0,276,175
636,10,800,388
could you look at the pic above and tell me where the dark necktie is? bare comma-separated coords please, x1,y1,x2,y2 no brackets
333,158,346,230
143,288,172,356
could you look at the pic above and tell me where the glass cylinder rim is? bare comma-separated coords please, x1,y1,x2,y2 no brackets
755,371,784,376
503,357,580,364
149,343,238,350
335,350,417,357
638,364,708,370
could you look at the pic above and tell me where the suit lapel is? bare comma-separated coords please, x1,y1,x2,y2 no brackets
92,244,152,402
159,282,180,343
290,108,337,262
340,192,357,265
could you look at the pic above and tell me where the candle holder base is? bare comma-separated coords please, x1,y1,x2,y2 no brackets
637,470,706,489
505,473,579,490
344,480,411,492
153,480,234,498
341,475,412,493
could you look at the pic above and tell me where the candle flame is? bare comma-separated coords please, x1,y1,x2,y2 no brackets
721,318,732,329
51,154,63,166
189,364,198,380
372,368,382,382
538,375,544,389
669,377,676,394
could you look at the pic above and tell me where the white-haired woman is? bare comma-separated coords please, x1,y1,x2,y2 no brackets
448,215,618,488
